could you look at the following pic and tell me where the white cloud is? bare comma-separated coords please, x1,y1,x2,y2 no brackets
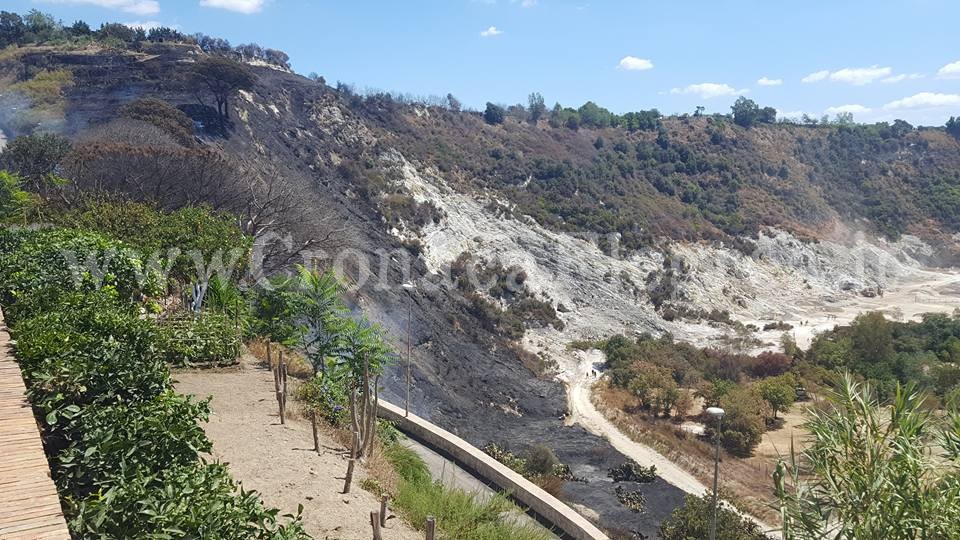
39,0,159,15
199,0,265,14
617,56,653,71
512,0,537,6
124,20,175,30
937,60,960,79
669,82,746,99
479,26,503,37
881,73,923,83
802,65,918,86
757,76,782,86
824,104,871,115
883,92,960,110
801,70,829,83
777,110,812,120
829,66,891,85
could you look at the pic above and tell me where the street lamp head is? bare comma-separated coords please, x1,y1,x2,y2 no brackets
706,406,726,419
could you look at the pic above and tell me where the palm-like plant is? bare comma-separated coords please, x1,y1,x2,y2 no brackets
774,373,960,540
339,316,395,458
289,265,347,375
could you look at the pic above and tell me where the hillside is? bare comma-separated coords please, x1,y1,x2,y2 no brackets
3,37,960,537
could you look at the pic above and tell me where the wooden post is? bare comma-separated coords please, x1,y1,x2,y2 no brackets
379,495,387,527
275,351,287,424
343,458,355,494
426,516,436,540
370,511,382,540
350,431,360,460
267,341,272,369
311,411,320,454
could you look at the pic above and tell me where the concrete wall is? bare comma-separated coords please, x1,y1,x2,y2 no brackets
378,400,609,540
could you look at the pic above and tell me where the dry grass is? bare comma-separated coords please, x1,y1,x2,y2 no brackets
593,382,782,525
246,337,313,378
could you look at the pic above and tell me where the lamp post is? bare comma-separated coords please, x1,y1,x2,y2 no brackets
706,406,725,540
401,282,415,417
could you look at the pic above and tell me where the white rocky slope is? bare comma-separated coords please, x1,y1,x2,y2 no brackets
381,149,960,354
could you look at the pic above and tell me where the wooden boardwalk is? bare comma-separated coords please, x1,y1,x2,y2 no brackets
0,310,70,540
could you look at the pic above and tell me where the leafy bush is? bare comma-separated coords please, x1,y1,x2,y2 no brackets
0,222,305,537
297,372,349,426
614,485,647,513
55,391,212,498
607,460,657,483
659,492,765,540
0,171,30,220
157,311,241,366
70,463,308,539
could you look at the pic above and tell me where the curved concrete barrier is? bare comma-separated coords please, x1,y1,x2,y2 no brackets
378,400,609,540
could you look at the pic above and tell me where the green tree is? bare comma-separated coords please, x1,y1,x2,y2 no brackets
947,116,960,140
775,374,960,539
755,375,795,419
0,11,25,47
850,311,895,379
484,102,505,125
0,132,71,193
0,171,30,221
731,96,760,128
707,386,764,457
187,56,256,119
286,266,348,375
528,92,546,123
659,492,766,540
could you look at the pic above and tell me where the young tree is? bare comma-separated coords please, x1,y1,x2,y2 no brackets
187,56,256,119
755,375,795,419
286,266,348,375
341,317,394,458
483,102,505,125
775,374,960,539
528,92,546,123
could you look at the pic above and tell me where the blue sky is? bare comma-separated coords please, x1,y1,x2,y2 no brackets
9,0,960,125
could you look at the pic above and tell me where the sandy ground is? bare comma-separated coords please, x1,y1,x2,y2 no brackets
752,269,960,349
174,356,421,540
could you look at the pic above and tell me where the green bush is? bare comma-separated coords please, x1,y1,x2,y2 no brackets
157,311,241,366
297,373,349,427
0,222,305,537
55,391,212,498
70,463,308,539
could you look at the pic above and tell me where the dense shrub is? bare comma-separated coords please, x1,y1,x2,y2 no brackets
70,463,307,539
297,373,349,426
660,492,765,539
607,460,657,483
0,224,305,537
118,97,195,146
157,311,241,366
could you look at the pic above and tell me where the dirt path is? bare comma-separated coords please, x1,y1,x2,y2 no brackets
561,350,706,495
559,350,775,533
174,356,420,540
